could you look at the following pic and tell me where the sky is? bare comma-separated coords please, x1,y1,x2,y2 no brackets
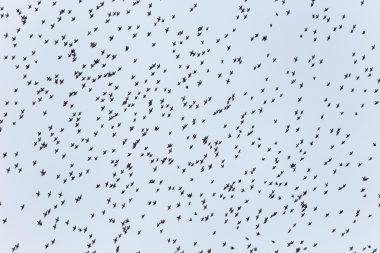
1,0,380,253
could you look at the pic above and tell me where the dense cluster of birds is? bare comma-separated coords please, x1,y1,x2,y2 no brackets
1,0,380,252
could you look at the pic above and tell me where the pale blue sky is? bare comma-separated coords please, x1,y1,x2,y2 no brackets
1,0,380,252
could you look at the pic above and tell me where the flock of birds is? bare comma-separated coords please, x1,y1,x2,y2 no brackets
1,0,380,252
